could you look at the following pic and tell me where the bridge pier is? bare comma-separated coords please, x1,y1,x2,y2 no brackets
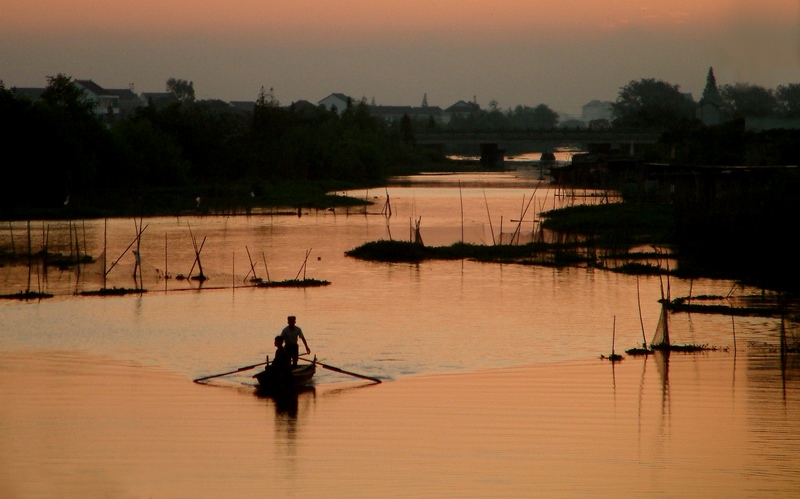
480,143,505,169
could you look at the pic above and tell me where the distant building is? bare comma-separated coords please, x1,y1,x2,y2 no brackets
287,99,319,115
105,86,145,117
318,93,352,115
74,79,120,117
13,79,144,120
443,100,480,124
581,100,613,122
284,99,324,120
368,104,444,125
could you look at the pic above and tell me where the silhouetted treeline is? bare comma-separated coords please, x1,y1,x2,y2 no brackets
0,76,430,219
441,102,560,131
612,76,800,131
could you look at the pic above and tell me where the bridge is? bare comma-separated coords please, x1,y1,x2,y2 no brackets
413,129,663,165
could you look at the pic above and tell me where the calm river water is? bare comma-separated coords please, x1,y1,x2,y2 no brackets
1,170,798,498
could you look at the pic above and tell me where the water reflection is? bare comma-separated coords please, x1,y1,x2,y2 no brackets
653,349,671,424
256,386,317,418
255,382,381,433
3,174,800,496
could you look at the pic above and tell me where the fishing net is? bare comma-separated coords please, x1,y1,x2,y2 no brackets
650,304,670,347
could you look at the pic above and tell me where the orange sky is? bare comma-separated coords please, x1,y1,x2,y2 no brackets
5,1,794,36
3,0,799,115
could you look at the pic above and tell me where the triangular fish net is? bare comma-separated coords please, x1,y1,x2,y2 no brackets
650,304,670,347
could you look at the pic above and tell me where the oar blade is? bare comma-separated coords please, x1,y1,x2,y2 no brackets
316,361,382,384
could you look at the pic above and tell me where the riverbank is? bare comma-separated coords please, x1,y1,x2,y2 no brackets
3,173,798,299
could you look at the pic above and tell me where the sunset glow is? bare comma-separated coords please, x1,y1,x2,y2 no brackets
2,0,798,114
5,1,796,35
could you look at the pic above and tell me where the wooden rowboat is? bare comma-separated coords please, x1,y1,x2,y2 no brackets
253,359,316,394
194,355,379,391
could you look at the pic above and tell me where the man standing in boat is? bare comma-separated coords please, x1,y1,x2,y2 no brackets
281,315,310,367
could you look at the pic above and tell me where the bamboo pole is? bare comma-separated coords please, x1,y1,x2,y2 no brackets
245,246,258,282
510,181,542,244
106,225,148,276
73,221,81,273
128,218,142,286
262,252,270,282
68,220,73,260
636,276,647,349
132,219,140,280
612,315,617,356
8,222,15,257
186,221,207,280
459,180,464,243
82,221,87,261
103,219,107,289
187,236,207,280
26,221,32,293
499,216,503,245
294,249,312,281
137,219,143,287
483,189,496,245
41,223,49,283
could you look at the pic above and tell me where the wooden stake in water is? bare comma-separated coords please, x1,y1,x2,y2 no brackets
459,180,464,243
294,248,312,281
103,219,107,289
612,315,617,356
8,222,16,256
483,189,496,245
262,251,270,282
637,276,647,349
26,221,32,293
245,246,258,282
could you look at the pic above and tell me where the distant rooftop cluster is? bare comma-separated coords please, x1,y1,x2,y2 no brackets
12,79,181,119
9,78,618,128
14,67,789,130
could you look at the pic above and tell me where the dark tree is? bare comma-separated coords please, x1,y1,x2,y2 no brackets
510,104,559,129
166,78,195,103
612,78,696,129
41,73,95,116
776,83,800,117
719,83,778,119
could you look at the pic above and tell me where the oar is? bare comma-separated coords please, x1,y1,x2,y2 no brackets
299,356,381,384
193,362,267,383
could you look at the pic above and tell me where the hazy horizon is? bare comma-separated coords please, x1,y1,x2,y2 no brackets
3,1,799,117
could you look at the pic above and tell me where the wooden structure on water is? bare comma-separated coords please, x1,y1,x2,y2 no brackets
634,163,798,210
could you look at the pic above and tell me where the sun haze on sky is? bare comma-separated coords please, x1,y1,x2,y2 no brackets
3,0,798,116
